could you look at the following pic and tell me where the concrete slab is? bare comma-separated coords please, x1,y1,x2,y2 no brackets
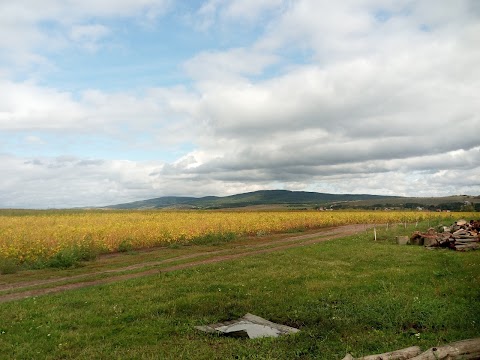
195,313,300,339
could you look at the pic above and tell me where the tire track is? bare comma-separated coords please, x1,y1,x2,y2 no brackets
0,224,367,303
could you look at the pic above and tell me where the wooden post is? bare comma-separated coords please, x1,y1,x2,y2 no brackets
374,226,377,241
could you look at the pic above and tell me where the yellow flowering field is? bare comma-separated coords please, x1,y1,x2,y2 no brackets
0,210,464,263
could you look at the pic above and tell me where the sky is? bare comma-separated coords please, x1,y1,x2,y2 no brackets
1,0,480,208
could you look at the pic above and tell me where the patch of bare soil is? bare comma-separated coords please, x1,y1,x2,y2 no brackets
0,224,368,303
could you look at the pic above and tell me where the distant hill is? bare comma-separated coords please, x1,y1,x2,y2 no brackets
106,196,199,209
105,190,400,209
104,190,480,211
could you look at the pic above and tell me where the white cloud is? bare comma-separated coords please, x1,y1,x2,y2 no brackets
0,80,199,143
0,80,85,131
222,0,286,21
24,135,46,145
0,153,270,208
0,0,171,70
184,48,279,82
69,24,111,51
0,0,171,23
1,1,480,207
0,155,155,208
194,0,287,30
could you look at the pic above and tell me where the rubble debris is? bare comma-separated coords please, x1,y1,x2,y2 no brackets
195,313,300,339
409,219,479,251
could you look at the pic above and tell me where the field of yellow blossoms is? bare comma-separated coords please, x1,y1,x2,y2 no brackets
0,210,465,263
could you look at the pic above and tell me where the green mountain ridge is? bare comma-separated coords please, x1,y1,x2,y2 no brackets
102,190,479,210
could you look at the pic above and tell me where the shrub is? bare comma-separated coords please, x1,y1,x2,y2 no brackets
118,238,134,253
45,243,98,269
0,257,20,274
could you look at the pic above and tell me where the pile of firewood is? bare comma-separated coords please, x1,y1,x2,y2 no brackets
342,337,480,360
409,219,479,251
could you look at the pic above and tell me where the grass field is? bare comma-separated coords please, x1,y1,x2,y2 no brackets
0,218,479,359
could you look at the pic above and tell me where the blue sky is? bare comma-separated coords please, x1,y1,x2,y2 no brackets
1,0,479,208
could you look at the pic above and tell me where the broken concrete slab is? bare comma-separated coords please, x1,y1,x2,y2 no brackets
195,313,300,339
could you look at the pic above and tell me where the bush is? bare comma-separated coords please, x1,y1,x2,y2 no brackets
118,238,134,253
45,249,79,268
44,243,98,269
0,257,20,274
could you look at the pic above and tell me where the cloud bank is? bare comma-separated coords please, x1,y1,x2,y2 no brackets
1,0,479,208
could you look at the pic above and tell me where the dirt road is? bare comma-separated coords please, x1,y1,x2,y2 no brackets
0,224,368,303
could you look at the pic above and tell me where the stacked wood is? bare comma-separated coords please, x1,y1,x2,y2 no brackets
342,337,480,360
408,219,479,251
342,346,422,360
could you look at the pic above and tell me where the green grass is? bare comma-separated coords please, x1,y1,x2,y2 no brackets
0,221,479,359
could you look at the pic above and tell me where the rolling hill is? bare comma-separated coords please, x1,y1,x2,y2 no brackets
105,190,393,209
104,190,480,211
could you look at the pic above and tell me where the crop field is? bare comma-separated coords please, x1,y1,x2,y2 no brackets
0,218,479,359
0,210,470,266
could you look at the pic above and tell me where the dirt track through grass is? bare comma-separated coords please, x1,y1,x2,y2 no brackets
0,224,368,303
